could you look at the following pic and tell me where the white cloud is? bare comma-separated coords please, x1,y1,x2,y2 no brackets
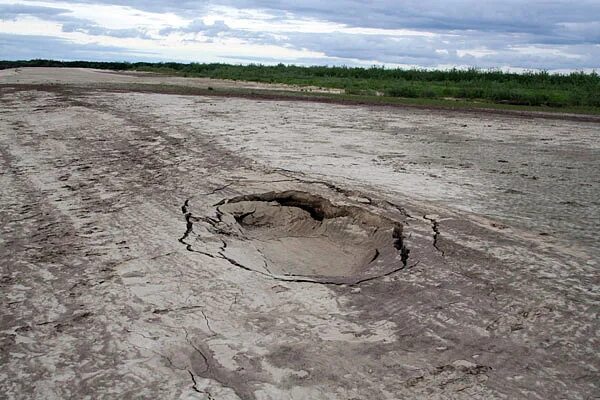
510,45,583,60
457,48,496,58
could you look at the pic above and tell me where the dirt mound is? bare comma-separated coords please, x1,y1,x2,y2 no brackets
217,191,409,283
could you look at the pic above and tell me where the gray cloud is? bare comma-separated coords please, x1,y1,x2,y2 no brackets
0,33,158,61
51,1,600,48
256,30,599,70
1,0,598,70
62,22,151,39
0,4,70,20
58,0,600,33
160,19,230,36
0,3,151,40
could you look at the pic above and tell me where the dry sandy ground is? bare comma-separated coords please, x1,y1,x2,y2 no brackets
0,68,598,399
0,67,344,94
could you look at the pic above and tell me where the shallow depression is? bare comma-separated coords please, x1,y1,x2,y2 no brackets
218,191,409,282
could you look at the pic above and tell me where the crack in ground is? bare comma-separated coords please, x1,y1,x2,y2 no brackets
198,182,234,196
384,200,414,220
200,309,217,337
129,340,218,395
153,305,205,314
187,370,218,400
270,168,353,197
132,327,221,400
188,370,203,393
256,247,274,274
188,370,215,399
182,327,244,399
423,214,444,256
183,327,210,374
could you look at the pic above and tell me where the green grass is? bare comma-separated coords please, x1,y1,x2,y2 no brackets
2,59,599,113
86,82,600,116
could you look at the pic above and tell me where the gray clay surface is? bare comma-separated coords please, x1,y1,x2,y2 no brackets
1,68,598,399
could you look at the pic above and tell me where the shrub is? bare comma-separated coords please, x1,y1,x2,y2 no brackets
419,87,437,98
386,85,419,98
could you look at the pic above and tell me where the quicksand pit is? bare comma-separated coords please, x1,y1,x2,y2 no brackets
215,191,409,283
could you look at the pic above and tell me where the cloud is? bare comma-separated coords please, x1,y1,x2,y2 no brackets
0,0,598,70
160,19,230,36
0,4,70,20
58,0,600,34
221,27,598,70
61,22,151,39
0,33,157,61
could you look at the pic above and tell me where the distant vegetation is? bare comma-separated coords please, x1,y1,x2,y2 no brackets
2,59,599,110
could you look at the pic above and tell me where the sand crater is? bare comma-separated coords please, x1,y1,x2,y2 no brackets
218,191,409,282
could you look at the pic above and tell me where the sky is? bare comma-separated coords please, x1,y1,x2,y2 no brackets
1,0,599,71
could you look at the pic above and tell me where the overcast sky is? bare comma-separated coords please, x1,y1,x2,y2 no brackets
1,0,599,71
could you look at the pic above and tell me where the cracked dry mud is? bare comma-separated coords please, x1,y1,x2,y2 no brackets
1,68,599,399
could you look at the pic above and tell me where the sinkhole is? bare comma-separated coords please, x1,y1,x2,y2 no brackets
217,191,409,283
